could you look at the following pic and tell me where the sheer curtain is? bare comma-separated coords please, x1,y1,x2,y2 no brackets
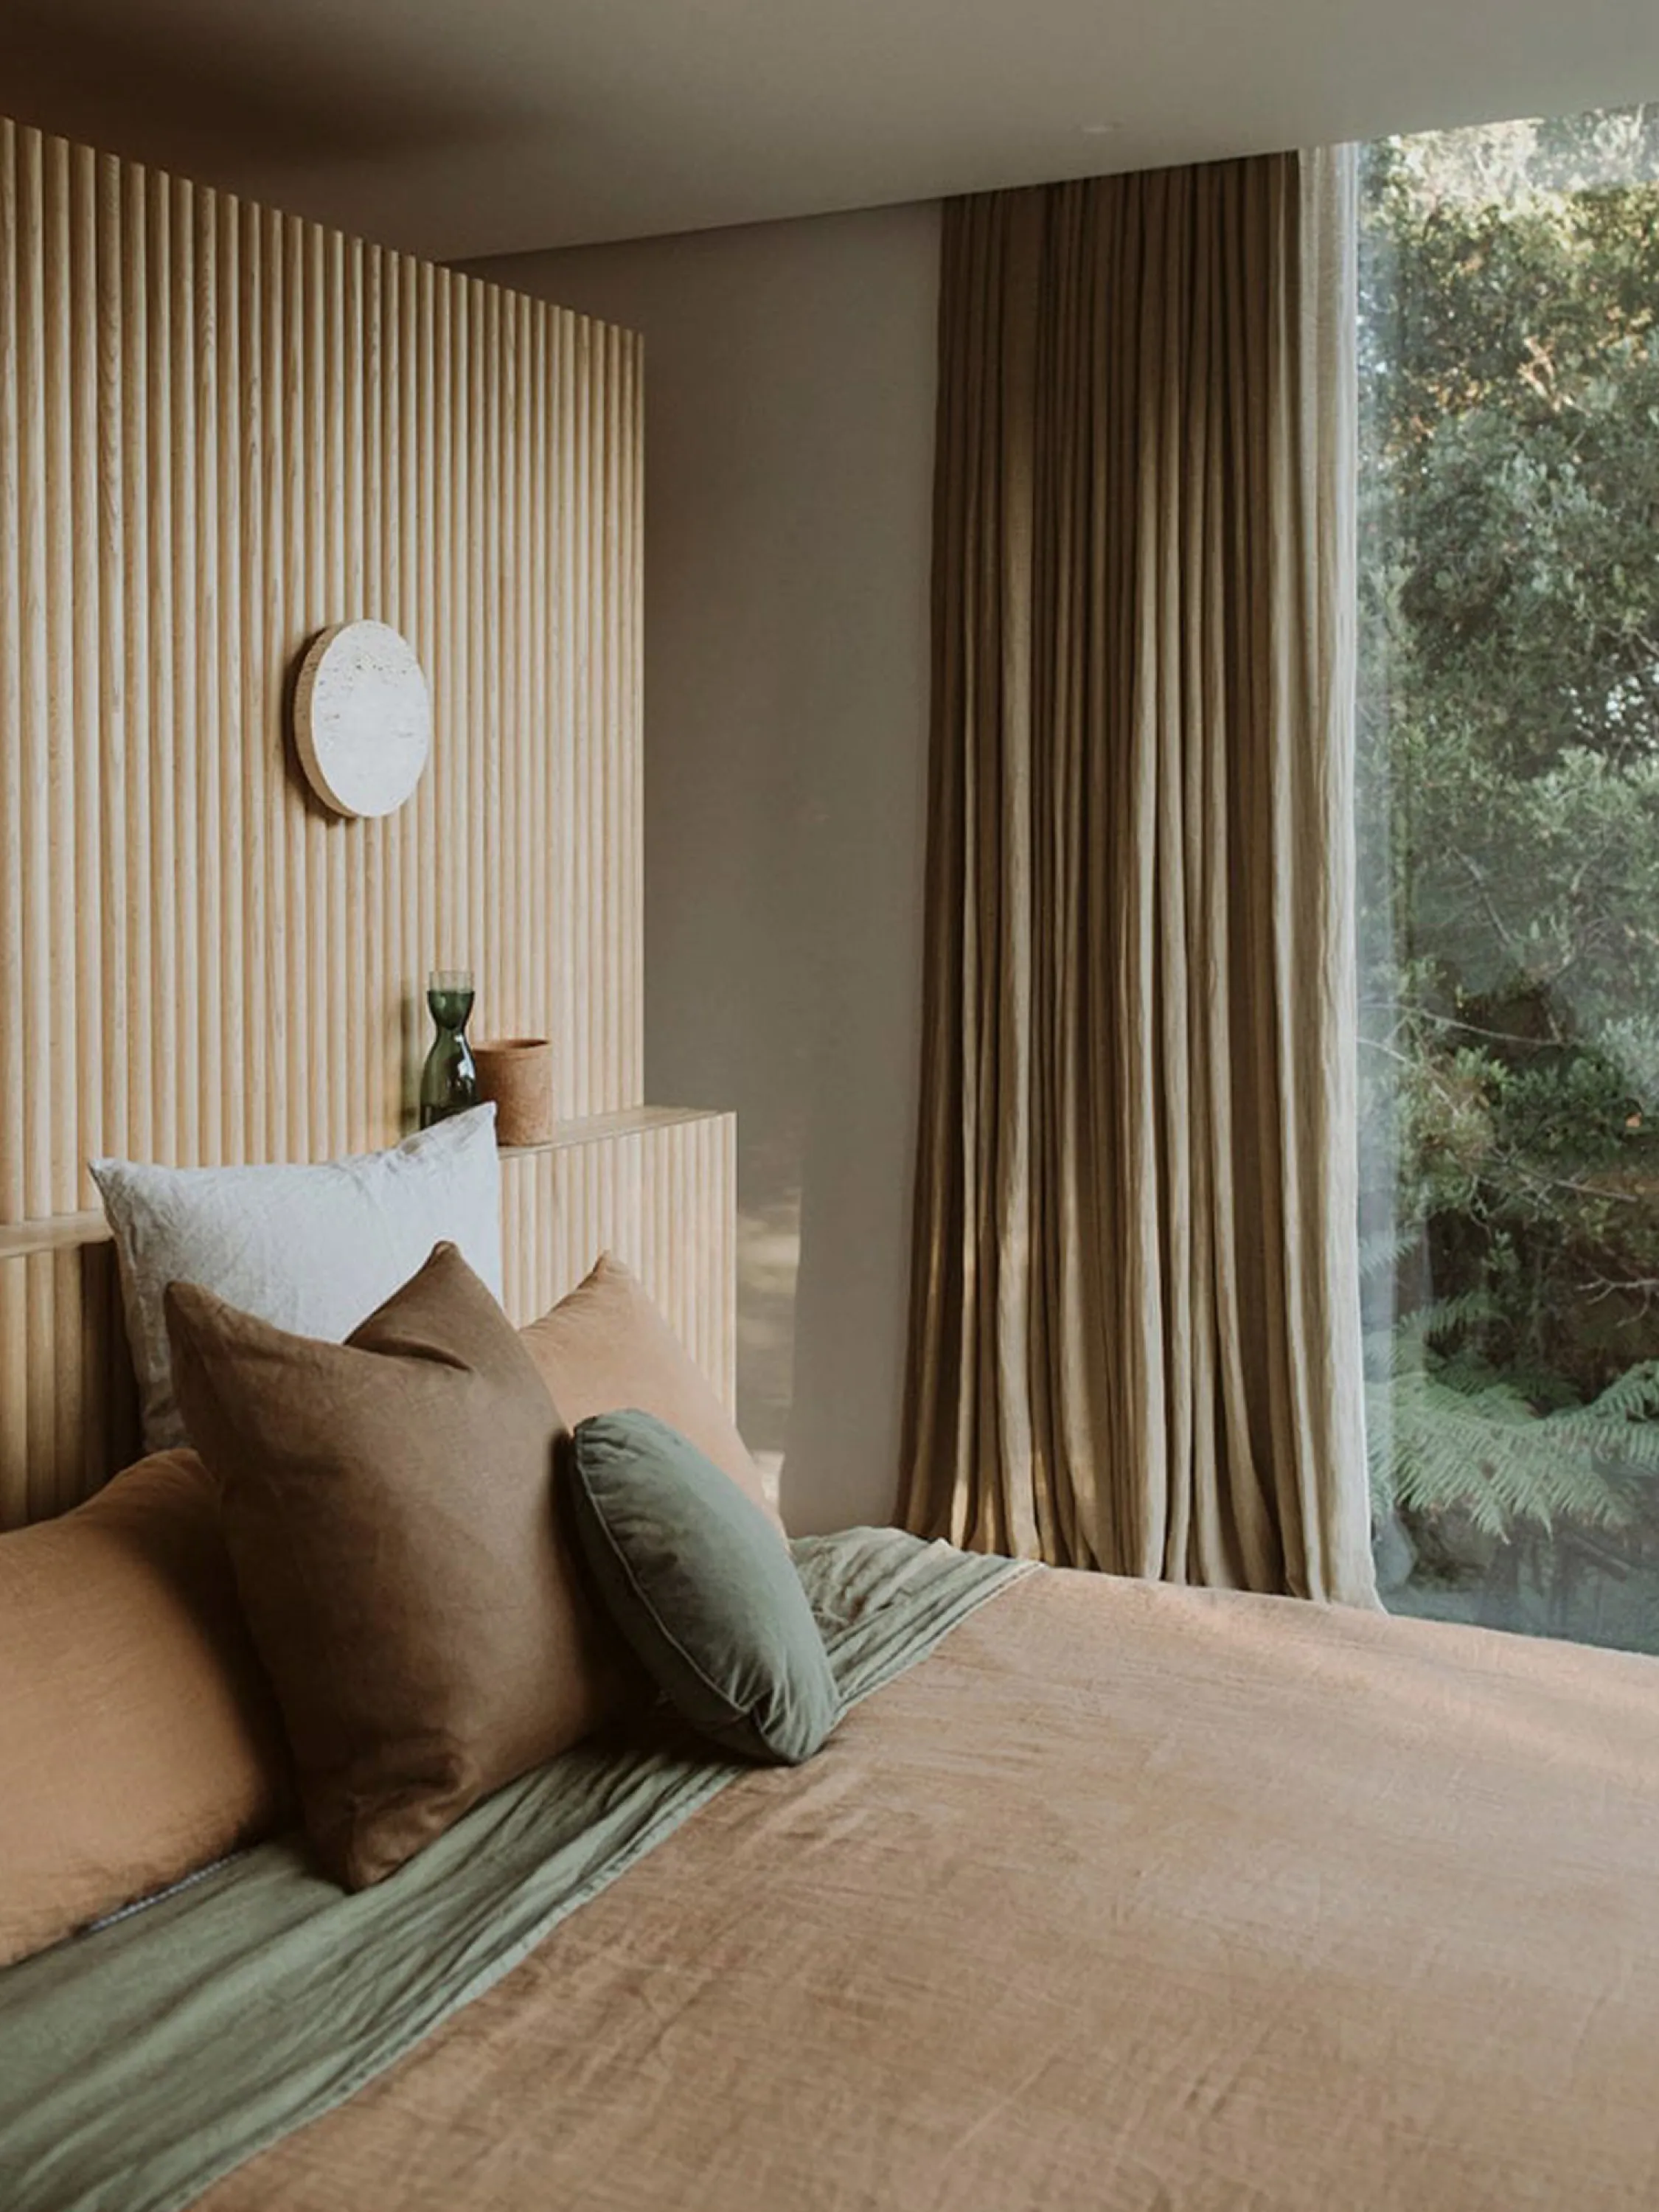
900,147,1376,1605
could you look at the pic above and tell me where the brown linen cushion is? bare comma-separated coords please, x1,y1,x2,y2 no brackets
0,1451,291,1969
519,1253,785,1536
165,1241,618,1891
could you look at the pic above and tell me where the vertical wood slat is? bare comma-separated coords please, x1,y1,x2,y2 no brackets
0,112,643,1231
18,127,52,1217
0,110,694,1526
495,1113,739,1406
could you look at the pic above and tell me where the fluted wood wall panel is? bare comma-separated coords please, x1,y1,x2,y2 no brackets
0,114,740,1528
0,1239,139,1529
499,1113,738,1402
0,114,642,1225
0,1114,736,1531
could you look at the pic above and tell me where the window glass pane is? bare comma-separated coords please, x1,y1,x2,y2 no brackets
1360,108,1659,1652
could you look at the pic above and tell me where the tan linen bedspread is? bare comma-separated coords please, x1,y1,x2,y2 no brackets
199,1568,1659,2212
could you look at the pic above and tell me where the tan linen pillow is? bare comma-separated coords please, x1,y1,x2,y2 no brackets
165,1241,617,1891
519,1253,785,1535
0,1452,291,1969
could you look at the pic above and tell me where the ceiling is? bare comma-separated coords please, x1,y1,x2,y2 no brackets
6,0,1659,262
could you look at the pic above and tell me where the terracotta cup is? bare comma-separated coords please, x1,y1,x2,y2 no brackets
472,1037,554,1147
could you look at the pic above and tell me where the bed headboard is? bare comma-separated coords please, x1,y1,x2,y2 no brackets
0,117,734,1526
0,1111,735,1529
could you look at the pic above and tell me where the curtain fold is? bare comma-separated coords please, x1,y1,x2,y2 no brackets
900,149,1377,1607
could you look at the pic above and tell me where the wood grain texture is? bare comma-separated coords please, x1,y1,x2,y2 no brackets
499,1110,738,1405
0,111,642,1216
0,1111,737,1530
0,112,735,1526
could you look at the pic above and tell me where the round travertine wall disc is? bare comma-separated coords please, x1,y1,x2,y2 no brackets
291,620,431,818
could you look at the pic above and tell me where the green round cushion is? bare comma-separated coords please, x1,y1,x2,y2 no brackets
567,1408,838,1764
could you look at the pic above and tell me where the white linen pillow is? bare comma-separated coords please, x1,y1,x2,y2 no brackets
91,1106,504,1451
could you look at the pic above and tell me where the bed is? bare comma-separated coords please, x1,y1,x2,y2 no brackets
5,1516,1658,2212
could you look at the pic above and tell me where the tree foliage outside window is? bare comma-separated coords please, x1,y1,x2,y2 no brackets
1360,107,1659,1650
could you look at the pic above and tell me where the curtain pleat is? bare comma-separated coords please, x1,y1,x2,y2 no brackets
901,150,1376,1607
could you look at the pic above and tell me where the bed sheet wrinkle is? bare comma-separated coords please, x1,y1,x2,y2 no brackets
198,1557,1659,2212
12,1551,1659,2211
0,1528,1020,2212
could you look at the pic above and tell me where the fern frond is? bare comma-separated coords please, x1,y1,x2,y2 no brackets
1579,1360,1659,1423
1359,1225,1420,1282
1411,1289,1503,1345
1368,1360,1640,1538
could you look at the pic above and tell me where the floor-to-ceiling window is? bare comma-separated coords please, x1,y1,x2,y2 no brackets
1360,107,1659,1652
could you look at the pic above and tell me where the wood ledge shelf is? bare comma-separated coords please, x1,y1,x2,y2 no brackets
498,1104,728,1158
0,1106,732,1262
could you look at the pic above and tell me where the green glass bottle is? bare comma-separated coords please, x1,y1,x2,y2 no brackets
419,968,480,1128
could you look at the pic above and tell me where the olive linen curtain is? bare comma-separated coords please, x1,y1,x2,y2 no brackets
900,149,1377,1606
